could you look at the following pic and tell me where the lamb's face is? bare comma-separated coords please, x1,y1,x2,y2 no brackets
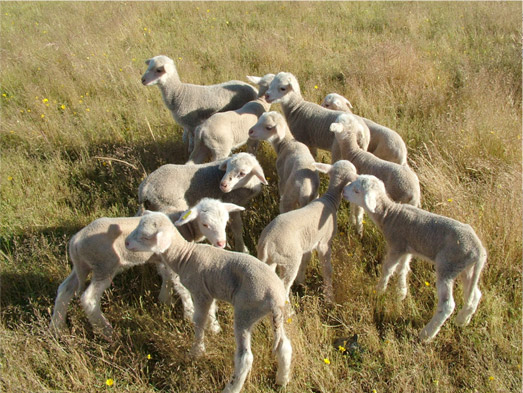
248,112,278,141
141,55,175,86
264,72,299,104
194,201,230,249
322,93,353,112
219,153,268,193
125,212,172,253
343,175,383,213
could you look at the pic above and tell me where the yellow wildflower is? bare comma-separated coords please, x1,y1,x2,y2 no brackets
106,378,114,386
41,114,45,118
2,93,6,97
86,108,90,112
323,358,330,365
314,85,319,89
147,354,152,360
42,98,48,103
286,318,292,324
338,345,346,353
61,104,66,110
425,281,430,287
489,376,495,381
7,176,13,181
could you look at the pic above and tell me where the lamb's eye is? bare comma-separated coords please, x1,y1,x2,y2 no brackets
279,87,286,92
202,224,209,228
266,126,273,131
156,68,162,73
239,171,246,177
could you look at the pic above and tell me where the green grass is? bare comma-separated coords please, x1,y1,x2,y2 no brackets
1,2,521,392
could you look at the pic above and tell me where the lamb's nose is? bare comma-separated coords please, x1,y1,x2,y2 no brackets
217,240,226,248
248,128,254,136
141,78,146,85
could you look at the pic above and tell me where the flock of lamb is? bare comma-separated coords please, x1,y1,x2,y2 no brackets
49,54,487,393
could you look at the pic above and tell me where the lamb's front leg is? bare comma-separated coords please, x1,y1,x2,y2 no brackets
396,254,413,301
190,296,214,358
318,243,334,303
376,250,403,294
229,211,249,253
222,321,254,393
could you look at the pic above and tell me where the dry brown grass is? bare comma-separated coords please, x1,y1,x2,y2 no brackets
1,2,521,392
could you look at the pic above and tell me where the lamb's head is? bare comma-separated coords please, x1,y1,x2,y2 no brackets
322,93,353,113
314,160,358,191
264,72,301,104
343,175,386,213
175,198,245,248
219,153,268,192
141,55,177,86
125,211,176,254
329,113,364,146
248,111,286,142
247,73,276,98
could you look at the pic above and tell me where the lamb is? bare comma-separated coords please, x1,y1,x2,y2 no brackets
138,152,268,254
343,175,487,342
50,198,245,339
185,74,275,164
141,55,258,153
257,160,358,303
248,111,319,213
125,211,292,393
330,113,420,235
322,92,408,165
264,72,370,160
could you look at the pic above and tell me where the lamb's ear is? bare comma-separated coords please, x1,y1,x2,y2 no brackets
288,77,300,94
153,231,172,253
175,208,198,226
342,97,353,109
143,210,154,215
222,203,245,213
219,160,228,171
363,190,377,213
246,75,262,85
251,164,268,185
313,162,332,174
330,122,344,133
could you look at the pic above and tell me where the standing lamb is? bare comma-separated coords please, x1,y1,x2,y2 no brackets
141,55,258,153
125,211,292,393
343,175,487,342
50,198,244,339
330,113,420,235
257,160,358,303
248,111,319,213
186,74,275,164
264,72,370,160
138,152,268,254
322,92,408,165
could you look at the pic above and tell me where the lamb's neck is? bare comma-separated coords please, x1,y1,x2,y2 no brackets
271,128,294,155
338,135,364,163
281,92,304,119
158,73,184,110
366,195,397,229
321,184,344,211
160,238,196,273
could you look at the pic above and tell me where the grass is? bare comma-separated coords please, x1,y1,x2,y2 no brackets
1,2,521,392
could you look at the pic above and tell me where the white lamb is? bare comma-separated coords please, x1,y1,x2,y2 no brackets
125,211,292,393
50,198,244,339
142,55,258,153
264,72,370,160
257,160,358,303
322,92,407,165
138,152,268,254
186,74,275,164
248,111,319,213
343,175,487,342
330,113,420,235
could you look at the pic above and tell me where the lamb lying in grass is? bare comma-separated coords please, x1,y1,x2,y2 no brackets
343,175,487,342
257,160,358,304
322,92,407,165
142,55,258,153
248,111,319,213
50,198,243,339
125,211,292,393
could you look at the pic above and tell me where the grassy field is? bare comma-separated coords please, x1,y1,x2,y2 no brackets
1,2,521,392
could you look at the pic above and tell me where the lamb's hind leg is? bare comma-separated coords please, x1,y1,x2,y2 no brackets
456,252,486,326
419,277,455,342
222,318,254,393
80,276,114,340
272,305,292,387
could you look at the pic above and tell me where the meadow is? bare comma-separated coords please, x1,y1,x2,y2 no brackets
1,2,521,392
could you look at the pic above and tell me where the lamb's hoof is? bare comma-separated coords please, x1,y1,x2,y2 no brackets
418,327,435,343
275,372,290,386
209,322,222,334
190,344,206,359
397,287,408,302
455,310,472,327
